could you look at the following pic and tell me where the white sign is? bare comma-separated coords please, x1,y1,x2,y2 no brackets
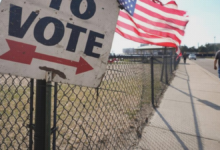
0,0,119,87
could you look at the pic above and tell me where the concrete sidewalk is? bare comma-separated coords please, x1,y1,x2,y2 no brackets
137,60,220,150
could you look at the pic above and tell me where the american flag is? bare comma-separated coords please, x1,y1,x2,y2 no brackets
116,0,189,56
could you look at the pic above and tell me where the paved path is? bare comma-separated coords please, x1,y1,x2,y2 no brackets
192,58,218,77
137,60,220,150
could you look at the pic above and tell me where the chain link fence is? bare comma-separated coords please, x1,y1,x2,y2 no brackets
0,75,33,150
0,52,179,150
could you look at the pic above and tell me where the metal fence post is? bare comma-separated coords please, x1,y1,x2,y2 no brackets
34,73,52,150
160,56,164,82
53,83,58,150
170,53,173,74
174,55,176,70
34,80,47,150
45,75,52,150
150,56,154,107
29,79,34,150
164,48,168,84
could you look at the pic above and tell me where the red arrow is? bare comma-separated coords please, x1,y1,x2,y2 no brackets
0,39,93,74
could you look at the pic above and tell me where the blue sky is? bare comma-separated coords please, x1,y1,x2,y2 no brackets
177,0,220,47
1,0,220,53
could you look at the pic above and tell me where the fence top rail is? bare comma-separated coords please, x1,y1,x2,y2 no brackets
108,55,175,59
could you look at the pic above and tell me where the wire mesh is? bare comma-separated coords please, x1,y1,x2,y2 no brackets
0,74,33,150
0,54,179,150
54,56,151,150
152,56,166,105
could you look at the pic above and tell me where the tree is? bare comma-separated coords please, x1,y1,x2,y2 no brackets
180,45,188,53
198,46,207,53
205,43,215,52
188,46,197,52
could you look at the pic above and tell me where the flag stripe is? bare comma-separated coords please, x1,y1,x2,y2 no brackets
116,21,179,46
137,0,188,24
116,16,179,46
117,21,159,38
116,22,179,45
120,11,182,44
166,1,178,6
116,27,177,47
116,0,188,57
133,11,185,35
135,4,188,27
165,4,177,9
140,0,186,16
176,47,182,56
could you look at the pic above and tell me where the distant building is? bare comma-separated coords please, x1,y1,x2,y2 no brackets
140,44,149,47
123,45,175,55
135,45,175,55
122,48,135,55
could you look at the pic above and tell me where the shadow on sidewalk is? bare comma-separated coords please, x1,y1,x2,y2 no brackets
155,109,188,149
184,64,203,150
152,63,204,150
173,64,204,149
175,71,188,76
175,75,188,81
197,100,220,110
179,63,190,65
170,85,220,111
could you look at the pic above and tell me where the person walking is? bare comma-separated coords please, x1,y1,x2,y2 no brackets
214,50,220,79
183,52,187,64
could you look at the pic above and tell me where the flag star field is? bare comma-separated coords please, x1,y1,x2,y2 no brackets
118,0,137,16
